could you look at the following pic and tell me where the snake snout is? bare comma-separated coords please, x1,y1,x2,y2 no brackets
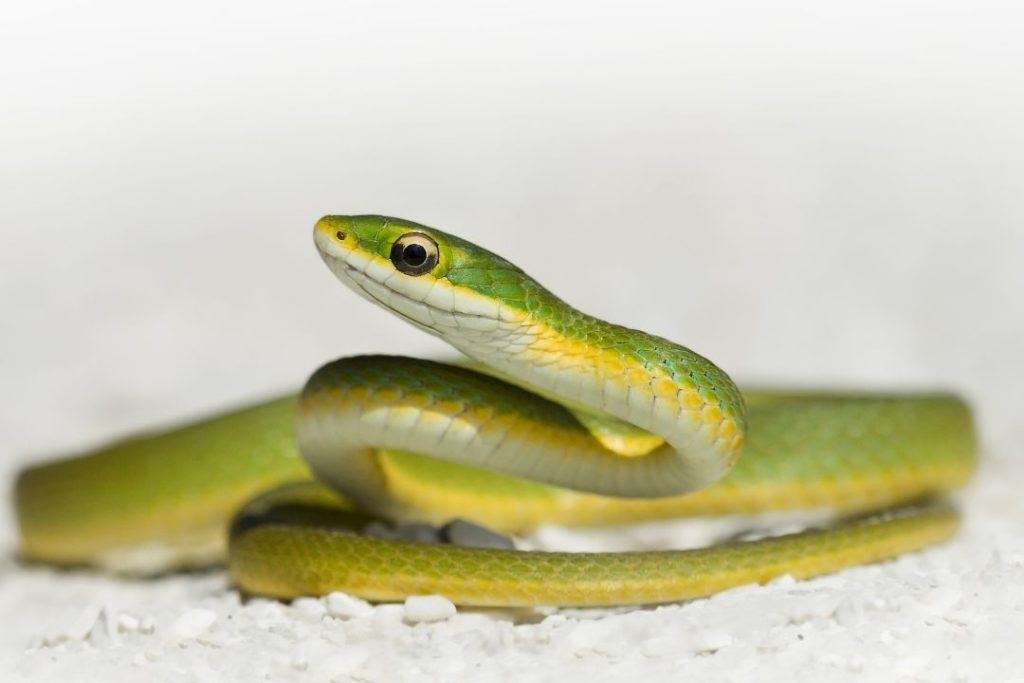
313,216,354,254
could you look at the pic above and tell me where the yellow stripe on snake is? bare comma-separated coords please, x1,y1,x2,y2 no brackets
14,216,976,606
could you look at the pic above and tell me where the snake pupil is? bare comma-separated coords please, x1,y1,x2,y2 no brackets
403,244,427,266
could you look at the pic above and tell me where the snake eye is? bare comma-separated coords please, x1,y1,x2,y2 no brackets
390,232,439,276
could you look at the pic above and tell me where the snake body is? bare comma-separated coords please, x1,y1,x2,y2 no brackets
14,216,976,606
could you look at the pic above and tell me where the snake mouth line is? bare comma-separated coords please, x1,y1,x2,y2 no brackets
328,251,510,333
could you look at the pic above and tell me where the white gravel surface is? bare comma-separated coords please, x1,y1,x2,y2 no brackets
3,449,1022,682
3,2,1023,681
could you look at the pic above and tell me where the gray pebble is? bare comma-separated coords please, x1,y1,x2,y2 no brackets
362,521,398,539
441,519,516,550
362,519,515,548
393,522,444,543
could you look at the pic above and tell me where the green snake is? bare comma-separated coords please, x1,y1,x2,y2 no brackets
14,216,976,606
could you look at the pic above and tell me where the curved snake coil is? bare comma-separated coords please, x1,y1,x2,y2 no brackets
14,216,976,606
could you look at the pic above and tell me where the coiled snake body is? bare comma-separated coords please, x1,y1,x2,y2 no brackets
15,216,976,606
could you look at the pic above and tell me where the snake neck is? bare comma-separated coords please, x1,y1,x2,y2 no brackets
436,290,747,484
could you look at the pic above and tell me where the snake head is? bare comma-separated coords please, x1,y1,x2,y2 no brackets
313,215,543,337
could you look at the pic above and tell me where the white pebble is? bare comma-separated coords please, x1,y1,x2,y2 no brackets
373,604,406,625
325,592,375,619
88,607,118,648
923,586,962,613
292,597,327,619
769,574,797,587
688,629,733,653
560,620,617,656
168,608,217,640
291,637,335,671
118,614,141,632
65,605,102,642
403,595,457,623
642,635,676,657
319,648,370,679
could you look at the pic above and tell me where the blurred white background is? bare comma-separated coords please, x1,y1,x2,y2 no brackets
1,0,1022,501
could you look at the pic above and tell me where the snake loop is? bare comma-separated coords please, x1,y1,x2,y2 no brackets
14,215,975,606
